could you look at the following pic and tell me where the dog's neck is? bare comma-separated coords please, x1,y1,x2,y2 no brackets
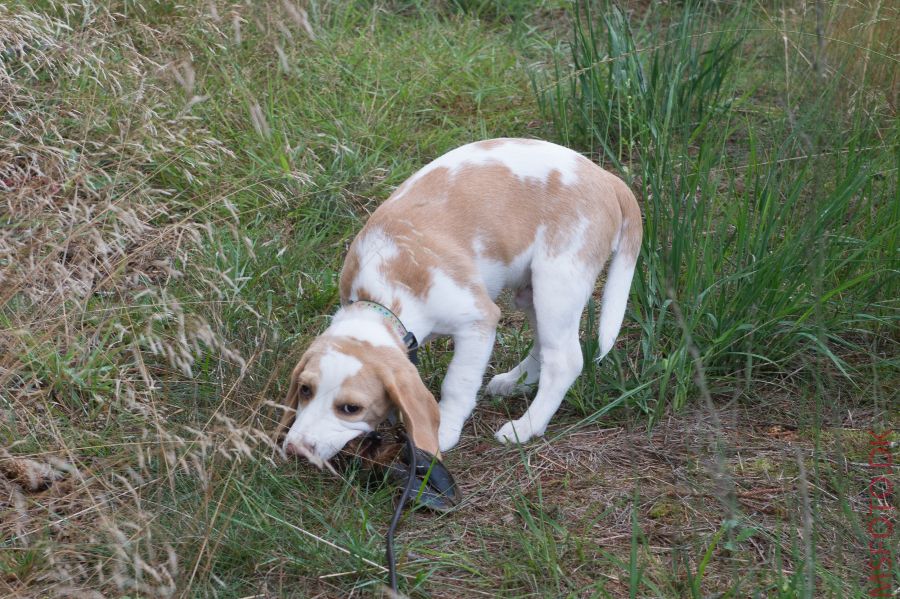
331,298,431,358
348,300,419,363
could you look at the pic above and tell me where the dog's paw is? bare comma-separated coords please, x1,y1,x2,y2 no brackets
495,419,536,445
485,372,528,397
438,424,462,453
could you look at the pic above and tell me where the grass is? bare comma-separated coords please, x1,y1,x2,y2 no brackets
537,0,897,418
1,0,897,597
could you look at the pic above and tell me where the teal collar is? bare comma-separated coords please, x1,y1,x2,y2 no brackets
350,300,419,364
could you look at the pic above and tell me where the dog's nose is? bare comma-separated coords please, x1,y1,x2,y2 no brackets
285,441,300,456
285,439,316,458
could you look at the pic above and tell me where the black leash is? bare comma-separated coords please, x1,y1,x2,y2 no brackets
386,432,416,593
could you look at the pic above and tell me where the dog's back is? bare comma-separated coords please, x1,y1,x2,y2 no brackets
341,138,641,305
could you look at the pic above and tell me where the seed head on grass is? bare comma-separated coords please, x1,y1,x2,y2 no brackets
248,100,272,139
280,0,316,40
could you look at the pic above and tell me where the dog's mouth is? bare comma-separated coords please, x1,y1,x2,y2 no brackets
282,430,395,475
282,429,461,511
286,443,341,476
341,430,402,466
340,429,461,511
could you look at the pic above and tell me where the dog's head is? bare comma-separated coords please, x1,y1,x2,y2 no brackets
275,330,439,466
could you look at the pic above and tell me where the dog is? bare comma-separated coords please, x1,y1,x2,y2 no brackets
275,138,641,464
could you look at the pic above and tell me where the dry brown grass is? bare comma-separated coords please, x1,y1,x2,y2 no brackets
0,3,272,595
829,0,898,113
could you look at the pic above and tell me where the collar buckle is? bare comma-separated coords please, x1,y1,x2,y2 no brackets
402,331,419,365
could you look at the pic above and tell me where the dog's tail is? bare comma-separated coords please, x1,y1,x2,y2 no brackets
597,180,642,361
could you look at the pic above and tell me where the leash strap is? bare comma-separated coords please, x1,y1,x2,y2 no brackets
386,432,416,593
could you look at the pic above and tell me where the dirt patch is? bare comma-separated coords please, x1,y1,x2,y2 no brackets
393,401,896,596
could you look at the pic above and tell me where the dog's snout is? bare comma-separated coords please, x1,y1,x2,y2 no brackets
285,438,316,458
284,441,300,456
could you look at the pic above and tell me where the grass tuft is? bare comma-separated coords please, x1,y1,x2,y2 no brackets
537,0,898,419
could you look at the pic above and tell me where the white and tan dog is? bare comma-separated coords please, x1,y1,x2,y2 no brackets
276,138,641,463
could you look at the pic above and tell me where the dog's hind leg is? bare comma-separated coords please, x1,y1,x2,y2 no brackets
495,259,598,444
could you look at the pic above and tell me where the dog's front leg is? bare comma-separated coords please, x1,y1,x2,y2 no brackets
437,319,498,452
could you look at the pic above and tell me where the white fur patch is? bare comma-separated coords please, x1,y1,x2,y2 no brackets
598,253,635,359
472,235,535,299
317,350,363,393
329,310,398,347
424,268,481,333
348,228,399,301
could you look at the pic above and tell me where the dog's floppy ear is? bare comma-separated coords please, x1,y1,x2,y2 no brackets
375,354,441,457
274,356,308,443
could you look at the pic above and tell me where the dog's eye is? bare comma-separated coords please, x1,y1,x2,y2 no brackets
298,384,313,399
339,404,361,415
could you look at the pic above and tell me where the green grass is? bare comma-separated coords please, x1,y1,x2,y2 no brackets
536,0,897,419
1,0,897,597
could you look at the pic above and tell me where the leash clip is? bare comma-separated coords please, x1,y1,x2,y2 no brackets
402,331,419,365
